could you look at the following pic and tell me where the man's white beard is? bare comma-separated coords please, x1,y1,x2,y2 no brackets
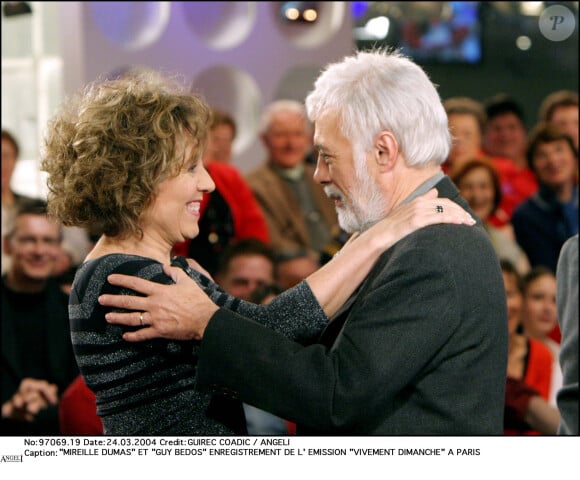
327,175,386,233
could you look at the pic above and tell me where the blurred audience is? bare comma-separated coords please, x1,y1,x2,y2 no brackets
483,94,530,171
214,238,276,302
1,199,78,434
521,266,563,406
511,122,578,273
452,158,530,275
59,375,103,435
203,108,237,164
173,108,270,276
554,234,578,435
538,90,578,150
482,94,539,225
2,128,92,277
2,129,37,275
275,248,320,291
443,96,529,229
246,99,338,261
501,260,559,435
442,96,487,176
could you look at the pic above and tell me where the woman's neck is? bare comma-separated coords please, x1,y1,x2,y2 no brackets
86,234,172,265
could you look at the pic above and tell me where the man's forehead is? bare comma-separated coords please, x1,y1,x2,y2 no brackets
14,213,60,232
313,114,343,145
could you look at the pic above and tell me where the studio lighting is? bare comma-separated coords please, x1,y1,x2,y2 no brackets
280,2,319,23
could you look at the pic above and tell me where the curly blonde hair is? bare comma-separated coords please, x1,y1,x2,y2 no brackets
41,69,211,239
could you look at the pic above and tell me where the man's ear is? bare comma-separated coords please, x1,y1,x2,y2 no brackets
374,131,399,170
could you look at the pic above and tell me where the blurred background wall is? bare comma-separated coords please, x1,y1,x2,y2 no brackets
2,1,578,199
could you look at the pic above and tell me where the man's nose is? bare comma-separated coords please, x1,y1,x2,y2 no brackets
31,240,54,255
313,157,329,185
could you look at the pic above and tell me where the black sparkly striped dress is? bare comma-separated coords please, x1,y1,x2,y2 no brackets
69,254,327,435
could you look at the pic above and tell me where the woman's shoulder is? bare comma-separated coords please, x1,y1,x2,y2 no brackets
72,253,166,300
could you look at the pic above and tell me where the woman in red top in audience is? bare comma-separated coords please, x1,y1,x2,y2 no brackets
501,260,559,435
